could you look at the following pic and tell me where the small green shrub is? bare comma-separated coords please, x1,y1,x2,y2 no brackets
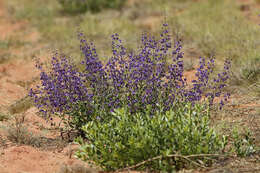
75,102,227,171
231,128,255,157
58,0,126,14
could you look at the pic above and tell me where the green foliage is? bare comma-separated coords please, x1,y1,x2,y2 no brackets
7,0,57,21
58,0,126,14
61,101,108,136
231,128,255,157
58,0,88,14
75,103,227,171
89,0,126,12
169,0,260,66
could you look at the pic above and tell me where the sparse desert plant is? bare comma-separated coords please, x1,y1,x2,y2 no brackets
57,163,98,173
230,57,260,86
231,127,256,157
240,57,260,83
5,114,40,147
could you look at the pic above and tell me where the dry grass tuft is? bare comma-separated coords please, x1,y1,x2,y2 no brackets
5,114,40,147
57,164,99,173
8,96,33,114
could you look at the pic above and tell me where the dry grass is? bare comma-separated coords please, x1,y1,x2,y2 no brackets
8,96,33,114
57,164,99,173
4,114,40,146
0,112,9,121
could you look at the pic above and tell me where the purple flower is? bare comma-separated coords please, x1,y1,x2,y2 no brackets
30,23,231,122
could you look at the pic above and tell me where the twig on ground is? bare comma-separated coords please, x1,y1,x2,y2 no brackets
116,153,230,172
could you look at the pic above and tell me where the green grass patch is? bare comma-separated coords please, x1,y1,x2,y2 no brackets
169,0,260,60
58,0,126,14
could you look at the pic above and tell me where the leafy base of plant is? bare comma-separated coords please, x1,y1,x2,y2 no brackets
75,103,227,171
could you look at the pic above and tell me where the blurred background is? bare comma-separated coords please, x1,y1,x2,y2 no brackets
1,0,260,93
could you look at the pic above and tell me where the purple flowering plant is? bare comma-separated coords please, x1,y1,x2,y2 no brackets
29,23,231,134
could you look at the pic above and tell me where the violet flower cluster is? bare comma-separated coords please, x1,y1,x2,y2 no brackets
29,54,90,118
29,23,231,120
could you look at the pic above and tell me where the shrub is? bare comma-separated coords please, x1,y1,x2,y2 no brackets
58,0,126,14
75,103,227,171
29,23,231,134
5,114,40,147
231,127,255,157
